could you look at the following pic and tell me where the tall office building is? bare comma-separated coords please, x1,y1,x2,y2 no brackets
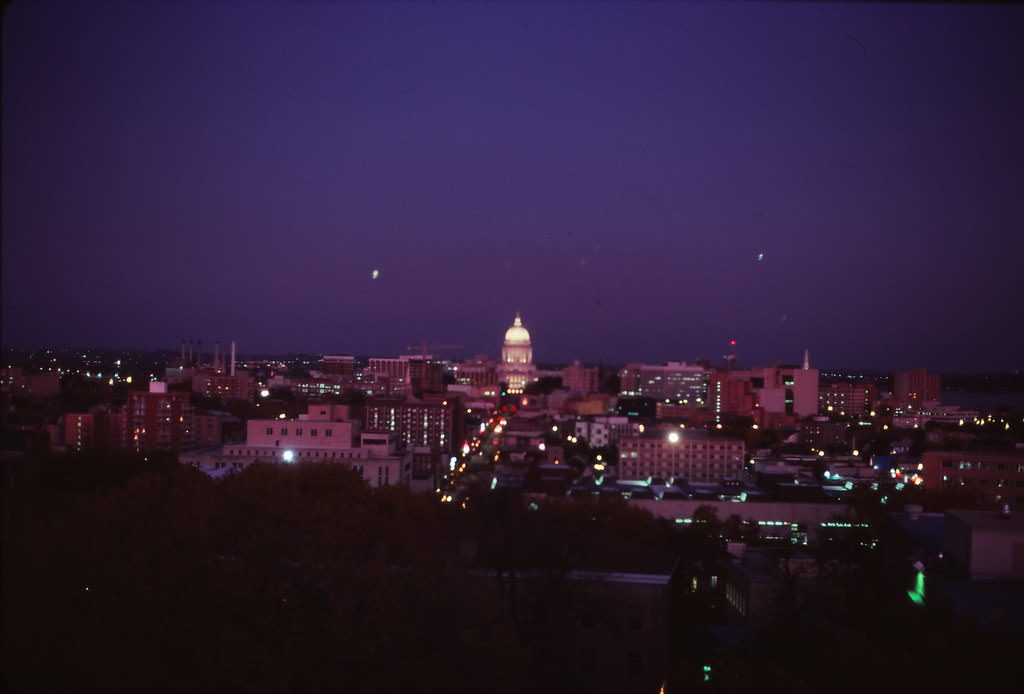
818,382,879,415
563,361,599,393
894,368,941,409
364,394,464,454
323,354,356,377
618,361,707,403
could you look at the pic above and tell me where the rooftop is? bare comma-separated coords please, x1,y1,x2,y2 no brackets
946,508,1024,533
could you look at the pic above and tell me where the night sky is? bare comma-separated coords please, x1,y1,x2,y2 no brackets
4,1,1023,372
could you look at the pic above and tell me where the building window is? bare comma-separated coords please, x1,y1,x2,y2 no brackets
311,429,318,437
295,428,303,436
281,428,288,435
265,427,273,435
325,429,333,437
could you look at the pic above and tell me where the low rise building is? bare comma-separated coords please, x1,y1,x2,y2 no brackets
618,428,745,483
0,367,60,397
191,369,256,402
180,404,411,487
922,451,1024,509
573,415,639,448
944,509,1024,579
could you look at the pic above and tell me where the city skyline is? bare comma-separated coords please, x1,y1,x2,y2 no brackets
3,1,1023,373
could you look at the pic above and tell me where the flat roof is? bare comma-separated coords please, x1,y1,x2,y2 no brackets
946,509,1024,532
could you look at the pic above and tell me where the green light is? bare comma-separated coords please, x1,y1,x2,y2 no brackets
703,665,712,682
490,477,497,490
907,571,925,606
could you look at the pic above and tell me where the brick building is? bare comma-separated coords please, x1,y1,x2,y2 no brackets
125,382,194,452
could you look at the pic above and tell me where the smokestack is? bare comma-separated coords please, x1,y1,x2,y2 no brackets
231,341,236,377
189,339,193,365
198,340,203,368
181,339,186,363
214,342,220,372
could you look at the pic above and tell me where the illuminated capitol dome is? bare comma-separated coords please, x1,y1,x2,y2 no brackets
500,312,535,394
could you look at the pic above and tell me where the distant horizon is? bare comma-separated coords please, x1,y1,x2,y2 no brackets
4,343,1022,379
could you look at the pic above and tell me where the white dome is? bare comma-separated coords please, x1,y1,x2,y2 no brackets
503,313,531,346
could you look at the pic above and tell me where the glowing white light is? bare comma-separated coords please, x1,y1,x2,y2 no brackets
668,431,680,444
260,389,270,398
371,269,379,279
283,450,295,463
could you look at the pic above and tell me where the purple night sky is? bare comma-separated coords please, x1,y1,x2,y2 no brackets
3,1,1022,372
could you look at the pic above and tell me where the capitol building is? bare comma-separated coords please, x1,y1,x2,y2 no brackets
499,312,536,394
